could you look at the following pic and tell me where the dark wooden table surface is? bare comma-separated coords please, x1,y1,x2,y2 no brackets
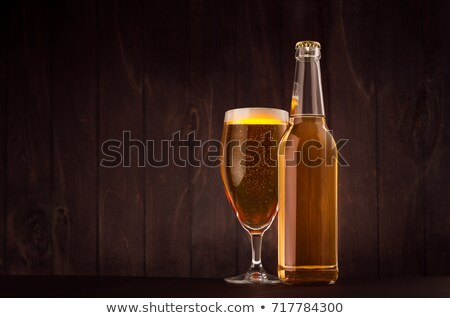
0,276,449,298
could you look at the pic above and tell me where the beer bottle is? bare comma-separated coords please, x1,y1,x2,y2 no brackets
278,41,338,284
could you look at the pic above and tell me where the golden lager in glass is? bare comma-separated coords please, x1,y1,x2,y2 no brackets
278,41,338,284
220,107,288,284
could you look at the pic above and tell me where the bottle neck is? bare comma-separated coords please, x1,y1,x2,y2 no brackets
291,50,325,117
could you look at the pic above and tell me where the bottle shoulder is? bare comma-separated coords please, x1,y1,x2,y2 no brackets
284,117,333,137
280,116,336,152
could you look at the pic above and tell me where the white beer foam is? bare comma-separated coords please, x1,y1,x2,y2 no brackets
224,107,288,123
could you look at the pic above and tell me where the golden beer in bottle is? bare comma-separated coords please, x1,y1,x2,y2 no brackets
278,41,338,284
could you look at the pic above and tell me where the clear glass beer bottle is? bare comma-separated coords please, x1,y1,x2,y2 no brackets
278,41,338,284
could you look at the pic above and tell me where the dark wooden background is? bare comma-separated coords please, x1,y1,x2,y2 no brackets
0,0,449,278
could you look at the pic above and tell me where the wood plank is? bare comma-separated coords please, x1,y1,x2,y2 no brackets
6,0,52,274
423,0,450,275
0,1,6,274
280,0,378,279
189,0,237,278
0,275,449,298
324,1,379,277
235,0,283,275
98,0,144,275
144,0,191,277
376,0,426,275
280,0,326,111
51,0,98,274
279,0,338,277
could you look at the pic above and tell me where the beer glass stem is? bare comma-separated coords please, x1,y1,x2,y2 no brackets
250,233,263,269
246,233,268,281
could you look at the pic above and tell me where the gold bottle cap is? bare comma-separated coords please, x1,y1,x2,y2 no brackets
295,41,321,49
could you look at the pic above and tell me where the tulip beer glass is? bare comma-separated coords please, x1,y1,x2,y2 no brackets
220,107,288,284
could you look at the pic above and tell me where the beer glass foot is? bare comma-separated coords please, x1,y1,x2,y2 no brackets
224,266,280,284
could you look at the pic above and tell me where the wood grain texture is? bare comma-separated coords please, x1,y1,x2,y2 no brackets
51,0,98,275
325,1,379,277
235,0,283,275
6,0,52,274
0,0,449,279
1,276,450,298
423,0,450,275
189,0,237,278
98,0,144,275
144,0,191,277
0,1,6,274
280,0,325,112
376,0,426,275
